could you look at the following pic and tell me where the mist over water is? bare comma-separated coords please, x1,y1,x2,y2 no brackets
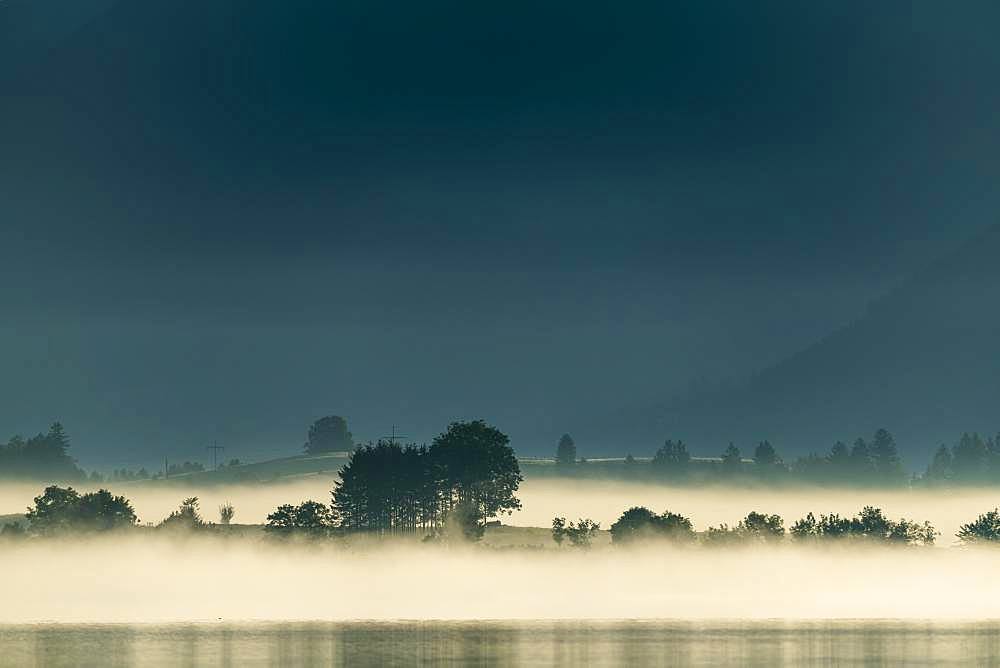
3,479,1000,623
2,536,1000,623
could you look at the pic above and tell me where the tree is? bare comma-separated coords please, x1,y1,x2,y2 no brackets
609,506,694,544
564,519,600,548
25,485,81,535
305,416,353,454
0,423,85,481
219,502,235,525
555,434,577,466
849,438,874,482
790,512,818,540
753,441,779,468
926,444,952,481
332,440,439,534
266,500,335,535
159,497,205,530
652,440,690,475
429,420,522,526
551,517,567,546
439,501,484,543
736,511,784,543
870,428,904,483
721,443,742,474
828,441,850,470
958,509,1000,544
76,489,139,531
24,486,138,534
952,432,988,482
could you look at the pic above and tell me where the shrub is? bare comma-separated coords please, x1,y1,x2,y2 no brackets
957,509,1000,544
610,507,694,544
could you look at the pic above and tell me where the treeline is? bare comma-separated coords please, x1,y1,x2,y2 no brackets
551,428,1000,487
2,420,523,544
552,505,946,547
0,423,86,481
0,487,237,538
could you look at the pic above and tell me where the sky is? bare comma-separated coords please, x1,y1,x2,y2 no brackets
2,1,999,468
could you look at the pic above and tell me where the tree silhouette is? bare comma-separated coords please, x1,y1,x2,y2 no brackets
305,416,353,454
25,485,137,534
753,441,781,471
0,423,85,481
870,428,904,483
926,445,953,481
789,506,935,545
266,500,335,535
952,432,988,482
159,497,205,530
219,502,235,525
721,443,742,474
555,434,577,466
849,438,874,482
551,517,566,546
736,511,784,543
429,420,522,526
958,508,1000,544
652,440,690,476
609,506,694,544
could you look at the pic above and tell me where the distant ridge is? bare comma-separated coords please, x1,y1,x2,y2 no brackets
665,223,1000,461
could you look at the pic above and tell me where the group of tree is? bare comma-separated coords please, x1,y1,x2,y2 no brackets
548,428,914,486
551,517,600,548
266,501,336,535
789,507,936,545
0,423,86,481
15,485,139,535
552,428,1000,488
330,420,522,536
922,432,1000,485
0,487,246,537
595,505,938,547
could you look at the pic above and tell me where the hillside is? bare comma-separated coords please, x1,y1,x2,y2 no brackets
663,223,1000,462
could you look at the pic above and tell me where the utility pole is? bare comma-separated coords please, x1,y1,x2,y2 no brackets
383,425,409,446
206,441,225,470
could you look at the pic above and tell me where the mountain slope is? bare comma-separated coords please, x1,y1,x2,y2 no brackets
666,223,1000,461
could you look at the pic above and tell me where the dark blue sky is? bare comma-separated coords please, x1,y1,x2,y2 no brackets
2,1,999,466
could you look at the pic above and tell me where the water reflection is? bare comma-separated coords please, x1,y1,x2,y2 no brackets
3,620,1000,666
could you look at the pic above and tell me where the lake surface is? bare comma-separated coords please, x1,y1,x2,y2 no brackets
3,620,1000,666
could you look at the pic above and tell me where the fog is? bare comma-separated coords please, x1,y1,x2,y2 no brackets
3,535,1000,623
2,478,998,545
5,479,1000,623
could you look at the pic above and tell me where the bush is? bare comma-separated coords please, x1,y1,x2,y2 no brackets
159,497,205,531
610,507,694,544
957,509,1000,544
551,517,600,548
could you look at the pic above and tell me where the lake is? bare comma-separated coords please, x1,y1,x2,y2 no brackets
3,620,1000,666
